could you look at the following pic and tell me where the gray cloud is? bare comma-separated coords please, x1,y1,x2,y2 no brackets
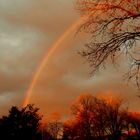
0,0,34,15
0,18,46,116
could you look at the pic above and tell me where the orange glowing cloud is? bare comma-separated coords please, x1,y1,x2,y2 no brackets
96,91,123,105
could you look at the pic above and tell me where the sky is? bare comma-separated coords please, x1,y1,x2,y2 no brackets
0,0,140,120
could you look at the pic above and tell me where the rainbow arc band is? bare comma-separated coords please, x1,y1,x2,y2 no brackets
22,16,87,107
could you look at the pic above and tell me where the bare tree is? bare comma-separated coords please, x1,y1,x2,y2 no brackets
104,99,127,140
63,119,82,140
125,112,140,138
46,121,63,140
76,0,140,87
71,94,95,140
46,113,63,140
70,94,128,140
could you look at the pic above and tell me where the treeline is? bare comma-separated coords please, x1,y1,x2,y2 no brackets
0,94,140,140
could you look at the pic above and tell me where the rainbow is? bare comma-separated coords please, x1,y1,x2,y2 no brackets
23,16,87,107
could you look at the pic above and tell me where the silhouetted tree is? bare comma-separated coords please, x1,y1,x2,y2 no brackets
46,121,63,140
76,0,140,87
63,119,83,140
71,94,96,140
0,104,42,140
46,113,63,140
103,99,127,140
68,94,128,140
125,112,140,139
40,124,54,140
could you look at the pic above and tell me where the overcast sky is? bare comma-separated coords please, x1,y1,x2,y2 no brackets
0,0,139,119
